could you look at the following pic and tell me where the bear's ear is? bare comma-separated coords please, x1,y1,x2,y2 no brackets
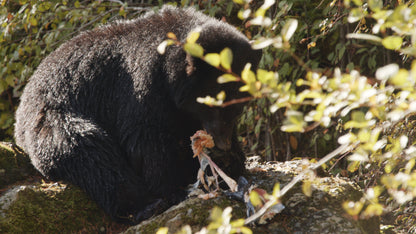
185,53,195,76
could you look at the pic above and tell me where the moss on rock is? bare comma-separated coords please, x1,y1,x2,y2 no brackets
0,182,126,233
0,142,37,188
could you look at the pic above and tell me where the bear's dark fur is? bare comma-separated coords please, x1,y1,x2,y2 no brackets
14,6,261,223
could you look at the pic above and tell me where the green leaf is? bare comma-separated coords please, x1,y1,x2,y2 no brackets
204,53,220,67
382,36,403,50
220,48,233,71
184,43,204,58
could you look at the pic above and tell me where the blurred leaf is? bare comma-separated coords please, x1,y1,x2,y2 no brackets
382,36,403,50
218,74,239,83
346,33,382,43
347,161,360,172
281,19,298,41
184,43,204,58
249,190,262,207
343,201,364,216
156,227,168,234
220,47,233,71
302,180,312,196
204,53,220,67
186,30,200,44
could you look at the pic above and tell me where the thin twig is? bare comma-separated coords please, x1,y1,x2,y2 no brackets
244,143,355,224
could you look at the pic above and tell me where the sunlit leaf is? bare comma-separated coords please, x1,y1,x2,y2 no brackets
216,90,226,101
368,0,382,11
249,190,262,207
346,33,382,43
302,180,312,196
347,161,360,172
240,227,253,234
186,30,201,44
184,43,204,58
220,48,233,71
204,53,220,67
375,64,399,80
382,36,402,50
348,8,365,23
281,19,298,41
156,227,168,234
272,183,280,197
241,63,256,83
218,74,239,83
363,203,384,217
343,201,364,216
157,39,174,54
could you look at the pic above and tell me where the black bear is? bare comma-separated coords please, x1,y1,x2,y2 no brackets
14,6,261,223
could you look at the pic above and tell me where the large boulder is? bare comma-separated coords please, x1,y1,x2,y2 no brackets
125,157,380,234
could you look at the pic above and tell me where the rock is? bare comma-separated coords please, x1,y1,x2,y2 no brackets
0,142,37,187
124,158,380,234
0,143,387,233
0,142,124,233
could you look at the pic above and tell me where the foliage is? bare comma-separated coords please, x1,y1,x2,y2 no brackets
0,0,148,140
187,0,416,228
156,207,251,234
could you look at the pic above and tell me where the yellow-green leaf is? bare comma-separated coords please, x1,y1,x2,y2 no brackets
186,31,200,44
220,48,233,71
239,226,253,234
241,63,256,83
347,161,360,172
272,183,280,198
302,180,312,196
363,203,384,217
249,190,262,207
29,17,38,26
218,74,239,83
156,227,168,234
343,201,364,216
382,36,403,50
216,90,226,101
184,43,204,58
390,69,409,86
74,0,80,8
204,53,220,67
